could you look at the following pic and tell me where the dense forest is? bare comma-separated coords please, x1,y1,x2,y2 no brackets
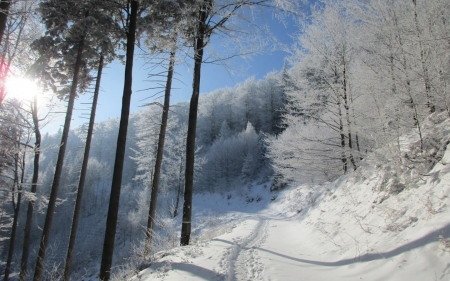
0,0,449,280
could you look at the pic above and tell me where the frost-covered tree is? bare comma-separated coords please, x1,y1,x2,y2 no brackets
163,119,188,218
131,106,162,187
269,0,450,183
63,54,108,281
31,1,118,280
199,122,261,191
0,0,41,105
181,0,290,245
0,99,32,281
99,0,195,278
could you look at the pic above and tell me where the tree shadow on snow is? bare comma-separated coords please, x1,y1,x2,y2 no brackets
215,222,450,267
133,261,225,280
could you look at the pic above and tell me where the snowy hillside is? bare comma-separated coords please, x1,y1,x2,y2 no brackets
127,113,450,281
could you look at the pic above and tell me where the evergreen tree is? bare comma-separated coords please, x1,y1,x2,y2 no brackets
31,1,116,279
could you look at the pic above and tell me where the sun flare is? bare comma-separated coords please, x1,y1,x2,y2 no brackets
6,77,40,102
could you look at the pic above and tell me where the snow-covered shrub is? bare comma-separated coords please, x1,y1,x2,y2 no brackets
199,122,263,192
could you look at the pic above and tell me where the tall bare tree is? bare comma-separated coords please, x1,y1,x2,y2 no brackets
63,53,104,281
99,1,138,279
145,49,176,254
180,0,211,246
180,0,282,245
31,2,93,279
19,95,40,281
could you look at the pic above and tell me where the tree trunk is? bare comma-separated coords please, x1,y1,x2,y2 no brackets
0,0,11,48
4,148,25,281
99,2,138,280
173,155,184,218
63,53,104,281
33,35,85,281
388,49,402,153
333,67,347,173
20,95,40,281
180,1,209,246
0,31,10,106
342,61,356,171
393,12,424,151
412,0,434,113
4,197,20,281
145,49,176,255
0,54,8,105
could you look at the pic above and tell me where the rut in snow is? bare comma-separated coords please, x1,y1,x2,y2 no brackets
222,219,269,281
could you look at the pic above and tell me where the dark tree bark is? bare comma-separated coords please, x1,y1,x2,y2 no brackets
349,88,362,161
0,0,11,47
180,1,210,246
342,60,356,171
4,195,20,281
20,95,41,281
63,53,104,281
412,0,434,114
33,35,85,281
333,67,347,173
338,103,347,173
173,156,184,218
4,145,25,281
145,49,176,255
99,1,138,280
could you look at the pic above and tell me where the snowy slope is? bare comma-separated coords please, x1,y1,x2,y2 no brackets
129,113,450,281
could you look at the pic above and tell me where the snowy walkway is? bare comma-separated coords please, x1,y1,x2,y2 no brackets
131,211,450,281
131,139,450,281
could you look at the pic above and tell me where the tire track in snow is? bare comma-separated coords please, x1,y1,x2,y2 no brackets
222,219,269,281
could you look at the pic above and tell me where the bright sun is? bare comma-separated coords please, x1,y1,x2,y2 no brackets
6,77,40,102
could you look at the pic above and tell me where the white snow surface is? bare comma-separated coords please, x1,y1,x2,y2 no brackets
130,173,450,280
129,116,450,281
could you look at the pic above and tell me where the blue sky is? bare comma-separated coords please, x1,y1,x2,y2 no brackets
65,9,299,131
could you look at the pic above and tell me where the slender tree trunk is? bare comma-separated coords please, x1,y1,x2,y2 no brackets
180,2,209,246
409,95,424,151
0,0,11,48
339,108,347,173
173,155,183,218
20,96,40,281
145,49,176,255
33,35,85,281
349,89,362,161
0,55,8,105
393,12,424,151
440,70,449,117
63,53,104,281
388,49,402,153
412,0,434,113
99,2,138,280
333,67,347,173
0,31,10,106
4,196,20,281
342,61,356,171
4,148,25,281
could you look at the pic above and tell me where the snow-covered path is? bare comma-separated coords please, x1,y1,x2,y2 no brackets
131,209,450,281
131,131,450,281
